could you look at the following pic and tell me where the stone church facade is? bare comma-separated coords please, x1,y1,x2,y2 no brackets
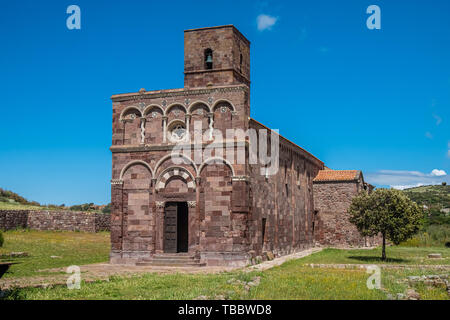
109,25,375,267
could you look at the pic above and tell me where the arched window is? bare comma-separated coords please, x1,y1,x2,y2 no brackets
204,48,213,70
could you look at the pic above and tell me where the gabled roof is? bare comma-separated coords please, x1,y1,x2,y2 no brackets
313,170,361,182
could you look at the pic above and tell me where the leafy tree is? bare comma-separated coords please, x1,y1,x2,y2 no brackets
349,189,423,260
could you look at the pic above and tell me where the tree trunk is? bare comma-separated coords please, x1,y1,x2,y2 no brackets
381,233,386,261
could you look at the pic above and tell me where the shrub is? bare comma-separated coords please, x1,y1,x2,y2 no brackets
0,230,4,248
400,224,450,247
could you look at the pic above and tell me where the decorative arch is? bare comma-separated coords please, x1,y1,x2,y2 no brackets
187,100,211,114
155,166,196,191
154,153,198,176
165,103,187,116
198,157,236,177
143,104,164,117
167,119,185,128
119,106,143,120
211,99,236,112
119,160,154,180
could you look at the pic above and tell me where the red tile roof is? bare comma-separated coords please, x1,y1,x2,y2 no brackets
314,170,360,182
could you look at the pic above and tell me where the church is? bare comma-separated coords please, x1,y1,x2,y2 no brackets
109,25,376,267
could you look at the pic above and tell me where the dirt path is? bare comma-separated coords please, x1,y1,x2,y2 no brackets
245,248,322,272
0,264,234,290
0,248,323,290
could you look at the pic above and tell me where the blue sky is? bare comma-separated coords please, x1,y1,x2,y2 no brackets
0,0,449,205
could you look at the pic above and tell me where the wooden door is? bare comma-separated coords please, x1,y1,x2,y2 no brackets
163,203,177,253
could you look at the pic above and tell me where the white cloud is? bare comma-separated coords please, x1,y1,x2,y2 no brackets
257,14,278,31
365,169,449,189
391,183,425,191
431,169,447,177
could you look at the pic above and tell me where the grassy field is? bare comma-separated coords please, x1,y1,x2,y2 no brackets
6,256,449,300
1,230,449,300
298,247,450,265
0,202,52,211
0,230,110,278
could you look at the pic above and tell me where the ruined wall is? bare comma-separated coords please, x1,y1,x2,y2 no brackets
0,210,110,232
313,181,380,247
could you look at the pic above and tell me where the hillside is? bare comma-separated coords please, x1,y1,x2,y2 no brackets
0,188,110,213
402,185,450,225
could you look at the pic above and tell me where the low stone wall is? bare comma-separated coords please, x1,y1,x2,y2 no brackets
0,210,29,231
0,210,110,232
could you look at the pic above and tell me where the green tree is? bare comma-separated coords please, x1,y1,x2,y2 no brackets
349,189,423,260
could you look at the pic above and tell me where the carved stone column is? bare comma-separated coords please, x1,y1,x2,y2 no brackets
162,116,168,143
140,117,146,144
207,112,214,141
185,114,191,142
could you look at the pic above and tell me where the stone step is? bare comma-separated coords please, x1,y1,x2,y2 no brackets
152,255,197,261
151,258,200,264
136,261,206,267
153,253,194,258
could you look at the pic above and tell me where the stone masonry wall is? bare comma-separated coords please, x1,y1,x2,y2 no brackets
0,210,29,231
0,210,110,232
313,181,380,247
248,120,323,260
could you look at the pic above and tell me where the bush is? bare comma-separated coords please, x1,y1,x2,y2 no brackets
400,224,450,247
0,231,4,248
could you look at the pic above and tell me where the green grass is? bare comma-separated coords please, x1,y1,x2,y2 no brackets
6,258,449,300
297,247,450,265
0,202,53,211
1,230,449,300
0,230,110,278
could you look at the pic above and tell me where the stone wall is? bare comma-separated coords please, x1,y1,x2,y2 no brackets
313,181,380,247
0,210,29,231
0,210,110,232
248,120,323,259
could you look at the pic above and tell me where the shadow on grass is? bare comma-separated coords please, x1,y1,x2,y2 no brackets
347,256,409,264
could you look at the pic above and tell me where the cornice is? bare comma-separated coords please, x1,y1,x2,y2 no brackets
111,85,248,102
110,140,250,153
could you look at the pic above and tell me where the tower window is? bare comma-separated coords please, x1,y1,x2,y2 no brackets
204,48,213,70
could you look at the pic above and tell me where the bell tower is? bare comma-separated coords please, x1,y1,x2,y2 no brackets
184,25,250,89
